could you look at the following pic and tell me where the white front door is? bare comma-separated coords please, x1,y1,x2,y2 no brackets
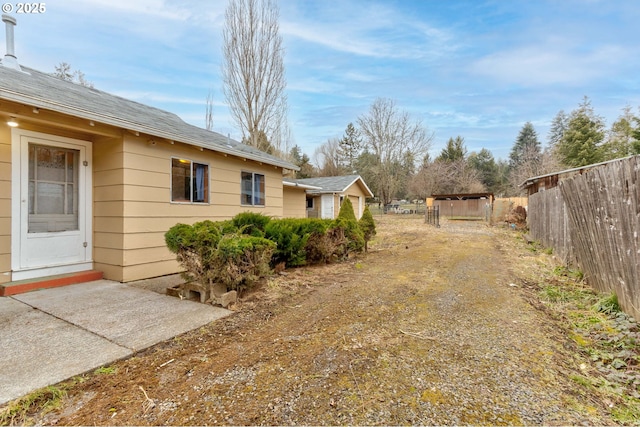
12,129,92,280
321,194,334,219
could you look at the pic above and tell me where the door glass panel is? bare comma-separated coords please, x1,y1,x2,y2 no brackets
28,144,79,233
37,183,64,213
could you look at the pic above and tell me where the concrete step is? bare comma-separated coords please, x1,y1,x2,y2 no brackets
0,270,104,296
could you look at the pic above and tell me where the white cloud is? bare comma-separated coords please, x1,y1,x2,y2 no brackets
471,38,629,87
280,1,454,60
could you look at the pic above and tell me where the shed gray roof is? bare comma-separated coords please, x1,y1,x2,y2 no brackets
0,65,297,171
292,175,374,197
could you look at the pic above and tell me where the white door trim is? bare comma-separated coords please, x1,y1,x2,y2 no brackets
11,129,93,280
320,194,334,219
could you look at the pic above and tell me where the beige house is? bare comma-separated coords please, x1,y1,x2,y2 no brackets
290,175,374,219
0,15,298,292
282,179,322,218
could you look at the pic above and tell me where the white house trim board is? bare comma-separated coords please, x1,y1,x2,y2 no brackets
11,129,93,280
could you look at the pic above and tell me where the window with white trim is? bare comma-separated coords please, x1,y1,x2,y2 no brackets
241,171,265,206
171,158,209,203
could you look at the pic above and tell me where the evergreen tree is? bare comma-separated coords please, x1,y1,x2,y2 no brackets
557,97,606,167
358,206,376,253
468,148,499,192
338,123,362,172
337,197,357,221
289,145,315,178
437,136,466,162
547,110,568,149
509,122,541,169
632,117,640,155
605,106,636,159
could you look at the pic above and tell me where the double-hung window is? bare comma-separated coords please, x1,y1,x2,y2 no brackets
241,171,265,206
171,158,209,203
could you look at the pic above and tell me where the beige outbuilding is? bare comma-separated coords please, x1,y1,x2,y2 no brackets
290,175,374,219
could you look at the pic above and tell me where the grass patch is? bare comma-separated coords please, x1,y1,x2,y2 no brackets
0,386,66,426
94,366,117,375
593,293,621,315
612,396,640,425
570,374,593,387
533,259,640,425
552,265,584,281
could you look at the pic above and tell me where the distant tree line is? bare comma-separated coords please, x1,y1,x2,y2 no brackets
288,96,640,202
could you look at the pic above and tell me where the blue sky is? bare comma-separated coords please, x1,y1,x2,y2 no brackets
7,0,640,162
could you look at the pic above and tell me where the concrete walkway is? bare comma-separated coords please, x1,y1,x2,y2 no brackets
0,280,230,405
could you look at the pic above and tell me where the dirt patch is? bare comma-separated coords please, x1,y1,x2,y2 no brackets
12,216,620,425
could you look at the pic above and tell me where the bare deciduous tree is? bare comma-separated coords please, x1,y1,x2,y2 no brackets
410,159,485,198
313,138,345,176
205,90,214,131
52,62,94,88
222,0,287,153
357,98,433,204
508,147,562,194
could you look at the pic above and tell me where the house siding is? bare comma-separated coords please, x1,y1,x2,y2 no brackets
0,125,11,284
1,96,290,283
114,134,285,282
283,186,306,218
93,135,126,281
345,181,369,219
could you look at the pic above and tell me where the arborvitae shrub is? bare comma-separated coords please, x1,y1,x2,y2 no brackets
337,197,357,221
265,218,332,267
332,216,364,257
265,219,307,267
358,205,376,252
232,212,271,237
165,209,370,293
165,220,227,284
165,220,273,292
214,233,275,291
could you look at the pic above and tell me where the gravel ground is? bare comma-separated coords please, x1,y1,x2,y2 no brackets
5,215,621,425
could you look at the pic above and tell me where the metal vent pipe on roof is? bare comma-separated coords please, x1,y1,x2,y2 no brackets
2,14,21,71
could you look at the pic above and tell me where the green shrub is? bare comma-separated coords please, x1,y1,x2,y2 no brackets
214,233,275,291
165,220,273,293
232,211,271,237
337,197,357,221
332,216,364,257
165,220,226,284
265,219,307,267
265,218,332,267
358,205,376,252
164,223,195,254
306,225,346,263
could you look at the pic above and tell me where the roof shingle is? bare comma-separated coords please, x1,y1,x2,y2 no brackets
0,65,297,170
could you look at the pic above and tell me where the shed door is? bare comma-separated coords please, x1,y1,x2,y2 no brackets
12,130,93,280
321,194,334,219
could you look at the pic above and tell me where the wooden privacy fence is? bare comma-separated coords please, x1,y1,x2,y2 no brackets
528,189,574,264
528,156,640,319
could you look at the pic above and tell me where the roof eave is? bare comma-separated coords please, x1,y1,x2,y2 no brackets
283,181,322,190
0,89,299,171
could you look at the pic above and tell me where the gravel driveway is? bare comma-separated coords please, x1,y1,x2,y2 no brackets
21,216,616,426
